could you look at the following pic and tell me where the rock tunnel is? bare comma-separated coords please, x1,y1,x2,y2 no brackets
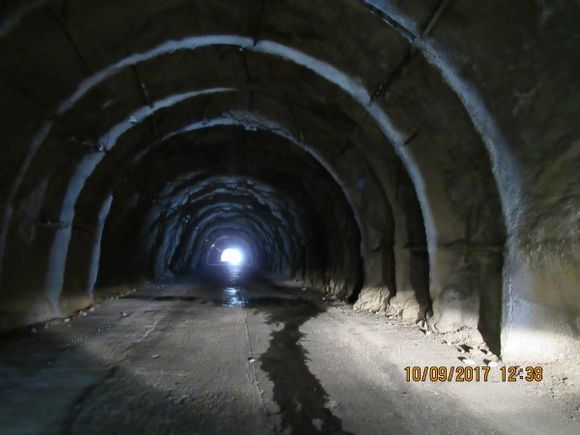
0,1,579,433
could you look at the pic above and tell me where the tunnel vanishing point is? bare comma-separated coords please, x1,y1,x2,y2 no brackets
0,0,579,364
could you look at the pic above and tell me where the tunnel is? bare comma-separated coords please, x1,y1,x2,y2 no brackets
0,1,579,434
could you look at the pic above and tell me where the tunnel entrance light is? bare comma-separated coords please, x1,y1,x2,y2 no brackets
221,248,244,266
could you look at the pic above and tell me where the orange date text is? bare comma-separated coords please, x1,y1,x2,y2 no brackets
404,365,544,382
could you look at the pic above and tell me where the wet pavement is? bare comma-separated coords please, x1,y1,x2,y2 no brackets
0,267,578,434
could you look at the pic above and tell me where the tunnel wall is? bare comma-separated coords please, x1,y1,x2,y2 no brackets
0,0,577,362
379,0,580,361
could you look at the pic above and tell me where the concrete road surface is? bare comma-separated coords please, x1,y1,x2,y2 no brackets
0,269,578,434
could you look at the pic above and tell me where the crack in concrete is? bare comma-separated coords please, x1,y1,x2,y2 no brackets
243,310,267,416
131,64,159,139
369,46,417,105
421,0,450,37
46,4,92,73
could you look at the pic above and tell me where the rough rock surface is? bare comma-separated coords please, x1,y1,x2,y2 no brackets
0,0,578,364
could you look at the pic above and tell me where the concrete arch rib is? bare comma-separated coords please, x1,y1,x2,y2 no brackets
0,13,504,355
1,36,484,347
0,35,401,284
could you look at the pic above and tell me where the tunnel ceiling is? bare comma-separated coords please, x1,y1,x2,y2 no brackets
0,0,579,362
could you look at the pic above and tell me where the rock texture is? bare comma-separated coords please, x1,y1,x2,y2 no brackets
0,0,578,361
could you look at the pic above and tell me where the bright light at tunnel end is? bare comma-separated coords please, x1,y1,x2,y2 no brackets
220,247,244,266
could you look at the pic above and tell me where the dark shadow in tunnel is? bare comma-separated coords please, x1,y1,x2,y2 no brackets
409,250,432,318
346,254,365,305
0,311,267,434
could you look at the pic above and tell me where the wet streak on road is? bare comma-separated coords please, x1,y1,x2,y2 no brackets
206,266,351,433
256,294,351,434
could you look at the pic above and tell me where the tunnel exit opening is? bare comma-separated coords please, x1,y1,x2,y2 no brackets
220,247,244,266
205,235,254,269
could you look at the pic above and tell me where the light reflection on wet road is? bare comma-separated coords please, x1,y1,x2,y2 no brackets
223,286,245,307
222,266,247,307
